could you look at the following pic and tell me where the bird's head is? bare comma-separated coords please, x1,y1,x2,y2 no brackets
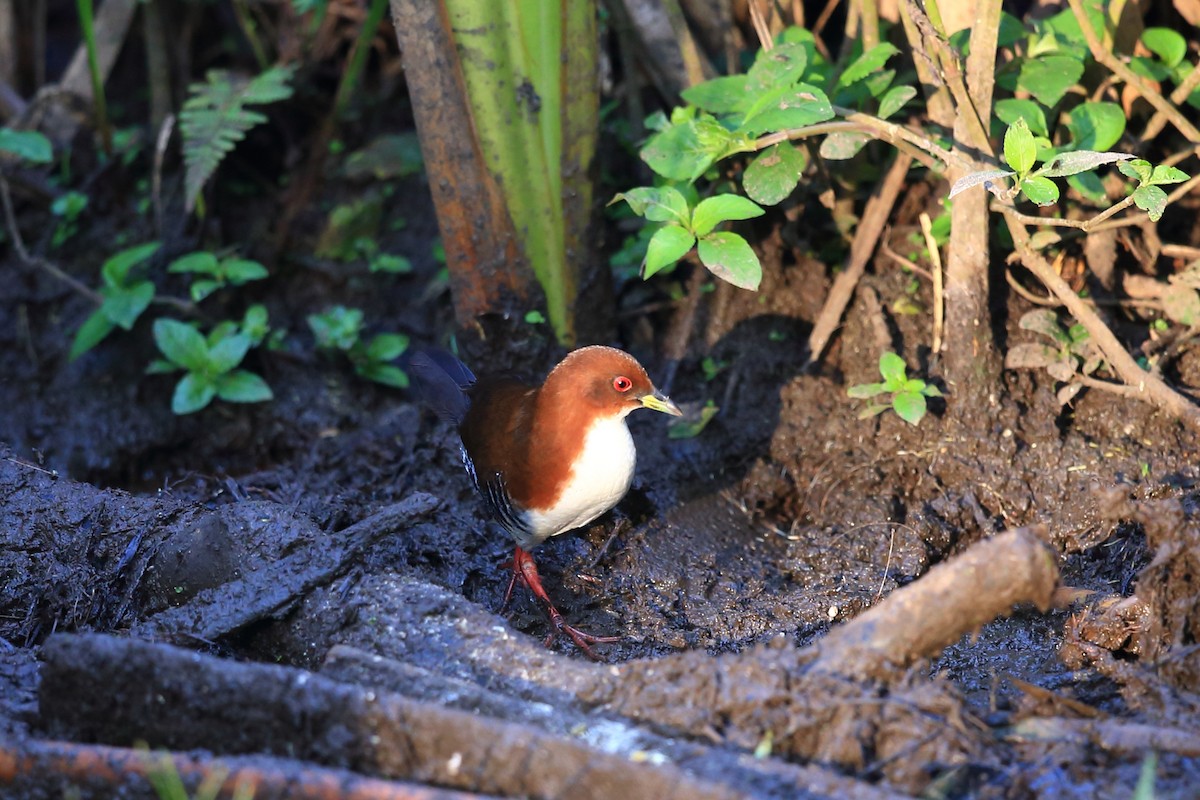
543,345,682,419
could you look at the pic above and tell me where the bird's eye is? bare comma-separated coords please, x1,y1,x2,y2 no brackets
613,376,633,392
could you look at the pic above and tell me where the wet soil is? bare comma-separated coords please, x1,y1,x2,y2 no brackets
5,132,1200,800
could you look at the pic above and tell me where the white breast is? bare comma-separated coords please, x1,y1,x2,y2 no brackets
526,414,636,540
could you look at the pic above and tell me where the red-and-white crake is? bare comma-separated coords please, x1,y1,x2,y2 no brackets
411,345,681,659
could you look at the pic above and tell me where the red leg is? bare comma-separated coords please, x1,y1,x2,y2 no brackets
509,546,620,660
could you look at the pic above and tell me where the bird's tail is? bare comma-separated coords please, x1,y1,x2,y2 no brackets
408,349,476,424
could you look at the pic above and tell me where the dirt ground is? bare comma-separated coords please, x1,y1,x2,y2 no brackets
5,98,1200,800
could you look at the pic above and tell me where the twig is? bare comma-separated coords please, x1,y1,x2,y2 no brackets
1074,374,1155,400
152,112,174,239
993,195,1138,233
878,232,933,281
919,212,944,354
1161,244,1200,261
1087,172,1200,234
0,174,102,303
1140,60,1200,145
1005,269,1058,306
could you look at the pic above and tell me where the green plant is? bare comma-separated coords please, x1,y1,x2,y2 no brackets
76,0,111,154
0,128,53,163
307,305,409,388
167,251,269,302
145,749,254,800
149,318,273,414
50,190,88,247
848,352,941,426
180,64,295,213
667,399,719,439
69,242,162,360
1004,309,1103,405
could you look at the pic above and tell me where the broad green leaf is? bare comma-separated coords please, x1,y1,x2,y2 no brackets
994,98,1049,137
691,194,764,237
743,143,805,205
696,232,761,290
101,241,162,288
145,358,179,374
206,333,252,373
357,363,410,389
242,304,269,343
819,132,870,160
1142,28,1186,68
190,279,222,303
1133,184,1169,221
1130,55,1172,82
1017,55,1084,107
857,403,890,419
948,169,1015,199
1020,175,1060,206
222,258,269,283
998,12,1026,48
172,373,217,415
837,43,900,88
878,85,917,120
168,251,220,275
0,128,52,163
207,321,238,346
641,120,719,182
1067,171,1107,203
307,306,362,351
1018,308,1069,344
892,392,928,426
69,310,116,361
878,352,907,384
643,225,695,279
100,281,155,329
215,370,274,402
747,42,809,92
861,69,895,100
1066,102,1125,151
366,332,409,362
1149,164,1189,186
847,382,885,399
1162,285,1200,325
50,191,87,219
1118,159,1152,183
681,75,751,114
921,383,943,397
1038,150,1133,178
666,402,719,439
154,318,210,372
737,86,834,136
1004,119,1036,174
369,253,412,274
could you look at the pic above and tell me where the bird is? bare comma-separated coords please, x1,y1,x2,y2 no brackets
411,344,682,658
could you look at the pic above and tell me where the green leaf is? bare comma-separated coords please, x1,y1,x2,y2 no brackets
948,169,1015,199
818,132,870,160
221,258,269,283
994,98,1049,138
1133,184,1169,221
1149,164,1189,186
1038,150,1133,178
892,392,928,426
242,304,269,342
154,318,210,372
0,128,52,163
172,373,217,414
691,194,764,237
1019,308,1069,344
1142,28,1186,68
357,363,410,389
1162,285,1200,326
878,352,907,384
101,241,162,288
1004,118,1036,174
641,119,719,182
100,281,155,330
737,85,834,136
1020,175,1060,206
308,306,362,351
69,310,117,361
366,332,409,362
524,310,546,324
1118,159,1153,184
743,143,805,206
206,333,252,373
190,279,222,303
696,232,761,290
1017,55,1084,107
847,382,885,399
747,42,809,92
1067,171,1107,203
878,85,917,120
857,403,890,419
168,251,220,275
681,75,751,114
837,43,900,88
666,401,719,439
1066,102,1125,151
145,358,179,375
643,225,696,279
215,370,274,403
369,253,412,274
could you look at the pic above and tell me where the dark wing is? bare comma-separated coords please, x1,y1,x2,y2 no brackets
409,349,477,424
458,379,538,541
460,444,533,539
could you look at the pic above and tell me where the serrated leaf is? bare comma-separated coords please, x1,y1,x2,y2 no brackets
743,143,805,205
691,194,764,237
1017,55,1084,107
168,251,220,275
1066,102,1125,151
1118,159,1153,183
1004,119,1036,174
1005,342,1062,369
154,318,210,372
215,370,274,402
1020,175,1060,206
1038,150,1133,178
1133,184,1169,221
100,281,155,330
878,85,917,119
643,225,695,279
878,352,907,384
994,98,1049,138
207,333,252,373
847,382,884,398
948,169,1015,199
366,332,409,362
0,128,53,163
838,43,900,88
697,232,761,290
172,373,217,414
819,132,870,160
69,310,117,361
892,392,927,426
681,75,751,114
1142,28,1186,68
1162,285,1200,325
737,85,834,136
222,258,269,283
101,242,162,288
1149,164,1189,186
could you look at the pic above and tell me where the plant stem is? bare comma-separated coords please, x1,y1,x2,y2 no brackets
76,0,112,155
333,0,389,119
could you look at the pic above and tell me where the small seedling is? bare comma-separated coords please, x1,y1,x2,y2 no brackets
1004,309,1103,405
50,190,88,248
307,305,409,388
168,251,269,302
149,318,273,414
524,310,547,325
848,352,941,426
70,241,162,360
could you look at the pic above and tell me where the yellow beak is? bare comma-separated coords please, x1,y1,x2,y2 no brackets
641,390,683,416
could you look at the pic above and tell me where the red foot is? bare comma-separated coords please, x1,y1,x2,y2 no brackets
505,546,619,661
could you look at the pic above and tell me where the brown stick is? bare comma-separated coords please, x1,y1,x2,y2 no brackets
805,153,912,366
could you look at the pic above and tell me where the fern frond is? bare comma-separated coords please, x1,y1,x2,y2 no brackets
179,64,295,213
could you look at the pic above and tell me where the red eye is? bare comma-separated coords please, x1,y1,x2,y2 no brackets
613,376,632,392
